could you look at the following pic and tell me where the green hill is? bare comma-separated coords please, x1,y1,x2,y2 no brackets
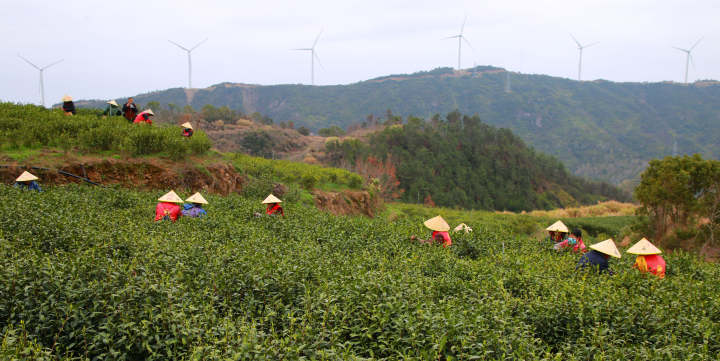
324,111,630,211
78,66,720,184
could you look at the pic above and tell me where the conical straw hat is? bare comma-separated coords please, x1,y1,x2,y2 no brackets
546,220,569,233
107,100,118,106
626,238,662,255
181,122,193,129
185,192,208,204
158,190,183,203
143,109,155,116
424,215,450,232
16,171,39,182
262,194,282,204
62,95,73,102
589,239,622,258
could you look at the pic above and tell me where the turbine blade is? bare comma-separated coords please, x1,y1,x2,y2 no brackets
41,59,64,70
672,46,689,53
570,33,581,47
314,51,324,69
293,48,312,51
168,40,189,51
17,54,40,70
462,36,474,50
690,37,703,51
190,38,208,51
312,29,323,49
584,41,599,48
460,15,467,35
444,35,460,39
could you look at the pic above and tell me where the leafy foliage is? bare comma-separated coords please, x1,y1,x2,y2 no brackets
1,185,719,359
326,112,630,211
0,103,211,158
635,154,720,246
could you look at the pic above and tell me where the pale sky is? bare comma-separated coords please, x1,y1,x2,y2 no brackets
1,0,718,106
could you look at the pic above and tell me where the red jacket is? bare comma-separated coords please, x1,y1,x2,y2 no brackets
134,112,153,124
557,236,586,253
432,231,452,247
155,202,181,222
634,254,666,278
266,203,284,216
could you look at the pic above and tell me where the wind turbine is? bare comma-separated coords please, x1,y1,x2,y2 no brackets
294,30,323,85
673,38,702,84
17,54,63,107
168,38,208,88
446,17,473,70
570,34,598,81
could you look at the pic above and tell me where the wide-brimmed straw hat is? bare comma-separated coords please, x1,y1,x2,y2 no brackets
107,100,118,106
626,238,662,255
424,215,450,232
143,109,155,116
589,239,622,258
546,220,569,233
62,95,73,102
185,192,208,204
181,122,193,129
158,190,183,203
262,194,282,204
16,171,39,182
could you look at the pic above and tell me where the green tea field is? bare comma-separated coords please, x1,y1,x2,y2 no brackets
1,185,719,360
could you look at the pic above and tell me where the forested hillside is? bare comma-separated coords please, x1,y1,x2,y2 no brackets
78,66,720,184
324,111,630,211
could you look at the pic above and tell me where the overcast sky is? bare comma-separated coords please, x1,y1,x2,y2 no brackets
1,0,718,106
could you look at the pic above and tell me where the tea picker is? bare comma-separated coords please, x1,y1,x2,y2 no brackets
545,220,569,242
155,190,184,222
627,238,666,278
14,171,42,192
182,192,208,218
576,239,621,275
134,109,154,125
554,229,587,253
181,122,194,137
261,194,284,216
410,215,452,247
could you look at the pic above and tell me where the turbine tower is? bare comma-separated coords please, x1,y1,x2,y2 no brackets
17,54,63,107
446,17,473,70
673,38,702,84
294,30,323,85
169,38,208,88
570,34,598,81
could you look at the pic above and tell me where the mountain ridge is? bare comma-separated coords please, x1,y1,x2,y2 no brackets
75,66,720,184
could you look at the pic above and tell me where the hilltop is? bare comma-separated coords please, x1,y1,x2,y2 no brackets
77,66,720,185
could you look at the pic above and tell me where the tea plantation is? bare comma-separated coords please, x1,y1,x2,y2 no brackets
1,185,718,360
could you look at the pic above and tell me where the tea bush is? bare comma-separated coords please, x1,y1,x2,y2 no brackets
0,185,718,360
0,102,212,158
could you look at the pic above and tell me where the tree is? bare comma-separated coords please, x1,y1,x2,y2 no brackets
297,126,310,136
635,154,720,244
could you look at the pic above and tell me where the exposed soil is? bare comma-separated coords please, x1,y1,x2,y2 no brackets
1,158,244,196
312,190,381,217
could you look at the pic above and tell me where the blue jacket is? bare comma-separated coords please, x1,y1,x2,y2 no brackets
182,203,207,218
576,250,612,274
14,181,42,192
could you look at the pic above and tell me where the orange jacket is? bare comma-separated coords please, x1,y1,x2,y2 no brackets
634,254,666,278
